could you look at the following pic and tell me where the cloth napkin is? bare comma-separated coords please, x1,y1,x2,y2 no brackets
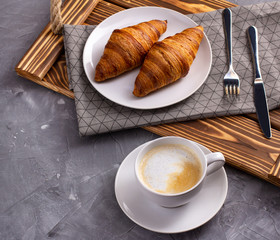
64,2,280,136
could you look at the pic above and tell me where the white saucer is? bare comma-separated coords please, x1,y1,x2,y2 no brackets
114,141,228,233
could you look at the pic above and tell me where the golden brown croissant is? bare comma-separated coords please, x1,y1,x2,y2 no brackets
95,19,168,82
133,25,204,97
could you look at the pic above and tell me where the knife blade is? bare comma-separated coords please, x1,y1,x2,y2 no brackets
247,26,271,138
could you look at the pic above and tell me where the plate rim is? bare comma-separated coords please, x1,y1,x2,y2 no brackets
114,140,228,234
83,6,212,110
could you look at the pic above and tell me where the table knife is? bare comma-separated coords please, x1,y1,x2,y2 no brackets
247,26,272,138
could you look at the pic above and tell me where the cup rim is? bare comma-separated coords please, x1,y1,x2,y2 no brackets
134,136,207,197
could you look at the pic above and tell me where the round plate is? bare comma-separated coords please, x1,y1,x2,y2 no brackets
114,141,228,233
83,7,212,110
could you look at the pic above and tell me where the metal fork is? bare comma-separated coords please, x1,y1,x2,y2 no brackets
223,8,240,95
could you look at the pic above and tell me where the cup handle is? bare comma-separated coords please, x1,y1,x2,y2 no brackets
205,152,225,176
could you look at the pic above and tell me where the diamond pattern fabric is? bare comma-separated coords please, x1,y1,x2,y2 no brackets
64,2,280,136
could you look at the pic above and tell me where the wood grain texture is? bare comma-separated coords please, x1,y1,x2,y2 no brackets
270,110,280,130
247,109,280,131
108,0,236,13
43,54,74,99
15,0,101,81
144,116,280,187
269,155,280,181
85,1,124,25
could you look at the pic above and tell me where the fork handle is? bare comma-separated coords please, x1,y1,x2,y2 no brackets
247,26,261,79
223,8,233,67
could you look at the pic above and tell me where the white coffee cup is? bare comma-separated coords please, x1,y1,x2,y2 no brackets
134,136,225,208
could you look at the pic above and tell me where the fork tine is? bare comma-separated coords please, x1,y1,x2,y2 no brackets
229,85,233,95
237,86,240,95
233,85,236,95
225,85,229,95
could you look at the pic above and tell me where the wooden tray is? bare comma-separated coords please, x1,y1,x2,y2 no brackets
15,0,280,187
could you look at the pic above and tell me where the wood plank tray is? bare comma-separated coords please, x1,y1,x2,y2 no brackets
15,0,280,187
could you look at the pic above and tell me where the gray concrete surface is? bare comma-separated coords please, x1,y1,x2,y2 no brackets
0,0,279,239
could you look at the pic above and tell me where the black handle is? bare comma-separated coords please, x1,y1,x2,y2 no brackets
247,26,261,79
223,8,232,66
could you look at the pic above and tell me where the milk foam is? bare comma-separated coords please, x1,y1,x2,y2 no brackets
139,144,202,194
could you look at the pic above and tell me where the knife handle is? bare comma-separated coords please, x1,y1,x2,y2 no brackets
223,8,233,67
247,26,261,79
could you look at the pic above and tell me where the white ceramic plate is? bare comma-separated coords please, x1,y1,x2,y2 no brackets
83,7,212,110
114,141,228,233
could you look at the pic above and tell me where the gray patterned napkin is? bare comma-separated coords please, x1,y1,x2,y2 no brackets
64,2,280,136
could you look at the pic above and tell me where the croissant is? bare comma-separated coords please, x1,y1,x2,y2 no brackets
95,19,168,82
133,25,204,97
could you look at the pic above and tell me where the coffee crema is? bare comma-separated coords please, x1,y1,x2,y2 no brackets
139,144,202,194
